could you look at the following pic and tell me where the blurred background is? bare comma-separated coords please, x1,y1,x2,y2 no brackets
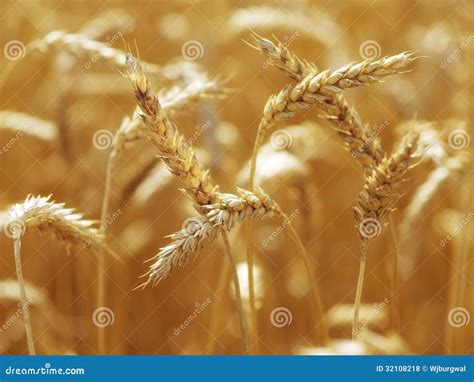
0,0,472,355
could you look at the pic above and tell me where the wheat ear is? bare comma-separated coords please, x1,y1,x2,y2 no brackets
124,51,258,353
5,195,107,355
249,36,414,180
352,132,421,339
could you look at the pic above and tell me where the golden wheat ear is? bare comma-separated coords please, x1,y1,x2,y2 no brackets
5,194,112,254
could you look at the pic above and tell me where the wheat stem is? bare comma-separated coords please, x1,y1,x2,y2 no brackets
221,231,250,354
206,254,230,354
244,222,259,354
353,238,368,340
13,237,36,355
388,215,401,332
284,217,329,345
97,150,117,354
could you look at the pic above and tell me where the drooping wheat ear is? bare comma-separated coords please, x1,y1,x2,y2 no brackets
6,194,107,252
247,32,317,79
141,187,278,285
250,47,415,183
28,31,159,72
351,131,421,340
249,35,384,172
255,48,416,147
5,195,108,355
124,53,218,206
0,110,58,141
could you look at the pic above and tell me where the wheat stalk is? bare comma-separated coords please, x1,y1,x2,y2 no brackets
4,194,107,355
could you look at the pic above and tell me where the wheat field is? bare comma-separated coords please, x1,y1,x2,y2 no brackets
0,0,472,356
